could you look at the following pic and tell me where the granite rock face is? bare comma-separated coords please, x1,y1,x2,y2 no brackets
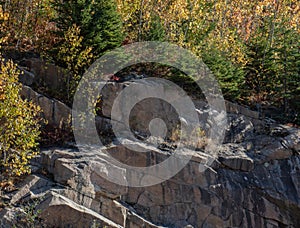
99,81,257,139
3,80,300,227
18,67,35,86
21,85,71,128
1,121,300,227
19,58,66,90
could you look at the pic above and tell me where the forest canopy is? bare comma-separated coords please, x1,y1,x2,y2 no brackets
0,0,299,124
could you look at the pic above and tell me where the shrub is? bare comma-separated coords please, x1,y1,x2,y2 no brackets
57,24,94,102
0,58,41,180
0,0,56,54
243,20,300,123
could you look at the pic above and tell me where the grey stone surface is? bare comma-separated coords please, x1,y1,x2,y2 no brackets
224,114,254,143
20,58,66,90
54,100,71,128
21,85,71,128
37,191,123,228
18,67,35,86
38,96,54,125
225,100,259,119
11,73,300,228
3,121,300,228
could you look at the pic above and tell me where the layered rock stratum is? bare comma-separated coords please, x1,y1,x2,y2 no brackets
1,115,299,227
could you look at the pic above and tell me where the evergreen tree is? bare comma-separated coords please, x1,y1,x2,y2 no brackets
244,18,300,123
272,22,300,123
52,0,124,58
201,47,245,101
244,35,278,104
147,15,166,41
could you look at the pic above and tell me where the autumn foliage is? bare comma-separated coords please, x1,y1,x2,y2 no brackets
0,5,41,181
116,0,300,123
0,59,41,179
0,0,299,137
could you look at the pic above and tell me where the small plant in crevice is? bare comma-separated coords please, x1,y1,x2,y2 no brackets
14,198,44,228
39,122,74,148
90,219,106,228
169,124,207,151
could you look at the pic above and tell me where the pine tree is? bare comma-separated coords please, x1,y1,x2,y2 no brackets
147,15,166,41
201,47,245,101
52,0,124,58
272,22,300,123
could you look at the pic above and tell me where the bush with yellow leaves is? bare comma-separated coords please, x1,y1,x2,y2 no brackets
0,58,42,180
57,24,94,103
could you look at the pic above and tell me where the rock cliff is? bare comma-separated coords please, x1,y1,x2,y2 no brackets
1,68,299,227
1,115,299,227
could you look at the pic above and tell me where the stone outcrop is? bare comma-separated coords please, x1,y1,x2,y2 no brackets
1,120,300,227
18,67,35,86
5,65,299,227
100,81,259,137
20,85,71,128
15,58,266,136
19,58,66,90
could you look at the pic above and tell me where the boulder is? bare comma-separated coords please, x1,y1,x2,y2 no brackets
38,96,54,124
53,100,71,128
37,191,123,228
